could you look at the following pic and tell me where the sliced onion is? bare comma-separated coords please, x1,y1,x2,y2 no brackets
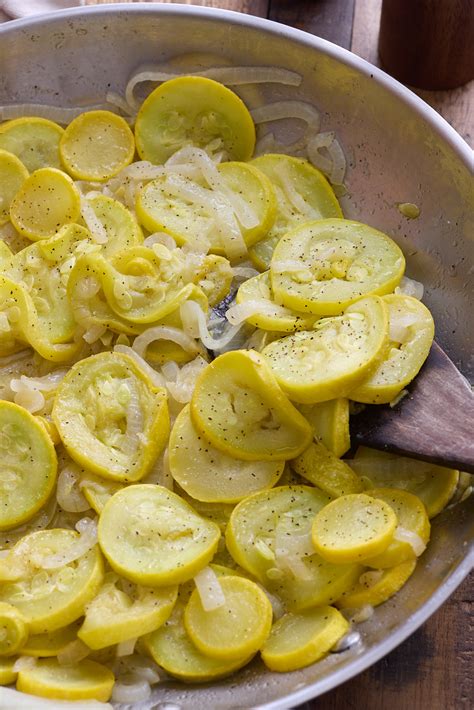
251,100,320,133
13,656,37,672
180,300,244,350
105,91,135,116
10,370,67,394
0,102,114,123
39,518,98,570
82,324,107,345
395,276,424,300
274,521,314,581
116,637,138,657
225,299,294,325
307,131,347,185
255,584,286,620
56,467,91,513
279,163,319,218
125,65,302,109
167,146,259,229
114,344,166,388
193,566,226,611
165,173,247,260
389,311,419,343
112,678,151,703
393,526,426,556
13,388,45,413
80,197,108,245
57,639,90,666
166,356,208,404
122,380,143,457
132,325,199,358
143,232,177,250
114,655,162,685
161,360,180,382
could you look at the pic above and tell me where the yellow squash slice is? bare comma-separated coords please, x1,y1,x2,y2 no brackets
262,295,389,403
98,484,221,586
21,621,81,658
297,398,350,457
53,352,169,482
135,76,255,163
190,349,312,461
184,576,272,661
226,486,361,611
292,441,363,498
270,219,405,315
0,149,28,225
136,161,275,257
351,447,459,518
145,601,252,683
234,271,318,333
0,657,17,685
364,488,430,568
261,606,349,672
249,154,342,271
0,602,28,656
60,110,135,181
10,168,81,241
169,404,284,502
78,579,177,649
0,117,64,172
351,294,435,403
312,493,398,564
336,560,417,609
16,658,114,702
0,529,104,633
84,194,143,257
0,401,57,531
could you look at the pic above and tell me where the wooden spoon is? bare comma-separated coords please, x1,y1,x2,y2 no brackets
350,342,474,473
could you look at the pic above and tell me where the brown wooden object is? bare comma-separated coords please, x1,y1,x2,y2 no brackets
351,341,474,473
378,0,474,90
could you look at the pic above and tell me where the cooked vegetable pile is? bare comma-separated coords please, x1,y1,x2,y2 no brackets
0,62,470,705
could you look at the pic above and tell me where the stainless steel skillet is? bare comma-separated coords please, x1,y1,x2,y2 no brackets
0,5,472,708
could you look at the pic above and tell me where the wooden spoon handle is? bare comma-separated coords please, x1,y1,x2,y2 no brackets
350,342,474,473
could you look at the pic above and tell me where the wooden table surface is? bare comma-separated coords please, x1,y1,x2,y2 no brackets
1,1,473,709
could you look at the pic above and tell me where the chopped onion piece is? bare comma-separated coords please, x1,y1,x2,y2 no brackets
57,639,90,666
393,526,426,556
251,100,320,133
389,311,419,343
116,637,138,657
82,324,107,344
279,164,319,217
255,583,286,620
80,197,108,245
194,566,226,611
13,656,37,672
10,371,67,393
161,360,180,382
395,276,424,300
132,325,199,358
143,232,177,250
225,299,295,325
0,102,114,123
112,678,151,704
56,466,91,513
180,300,244,350
13,388,45,414
166,356,208,404
39,518,97,570
125,65,302,109
114,345,166,388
